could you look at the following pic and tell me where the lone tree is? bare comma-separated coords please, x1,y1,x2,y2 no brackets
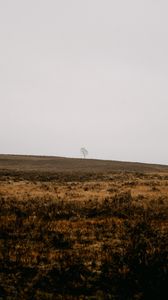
80,147,88,159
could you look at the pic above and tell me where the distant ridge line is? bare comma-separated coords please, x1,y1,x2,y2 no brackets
0,154,168,174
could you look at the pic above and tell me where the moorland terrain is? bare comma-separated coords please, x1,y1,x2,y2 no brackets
0,155,168,299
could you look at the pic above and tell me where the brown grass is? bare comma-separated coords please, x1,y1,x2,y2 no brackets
0,155,168,299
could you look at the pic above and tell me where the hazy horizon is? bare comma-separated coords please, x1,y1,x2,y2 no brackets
1,1,168,165
1,152,168,167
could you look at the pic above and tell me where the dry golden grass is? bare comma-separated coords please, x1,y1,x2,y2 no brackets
0,157,168,299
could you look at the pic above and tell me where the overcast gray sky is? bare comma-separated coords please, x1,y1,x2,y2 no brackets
0,0,168,164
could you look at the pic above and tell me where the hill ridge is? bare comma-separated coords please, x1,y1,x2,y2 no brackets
0,154,168,173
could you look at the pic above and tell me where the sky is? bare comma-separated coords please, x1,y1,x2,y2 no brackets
0,0,168,164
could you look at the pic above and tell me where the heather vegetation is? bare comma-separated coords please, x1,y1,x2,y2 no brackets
0,169,168,299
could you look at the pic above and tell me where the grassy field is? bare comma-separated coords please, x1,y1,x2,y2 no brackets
0,155,168,299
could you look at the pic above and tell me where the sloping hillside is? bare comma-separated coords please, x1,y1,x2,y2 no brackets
0,154,168,174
